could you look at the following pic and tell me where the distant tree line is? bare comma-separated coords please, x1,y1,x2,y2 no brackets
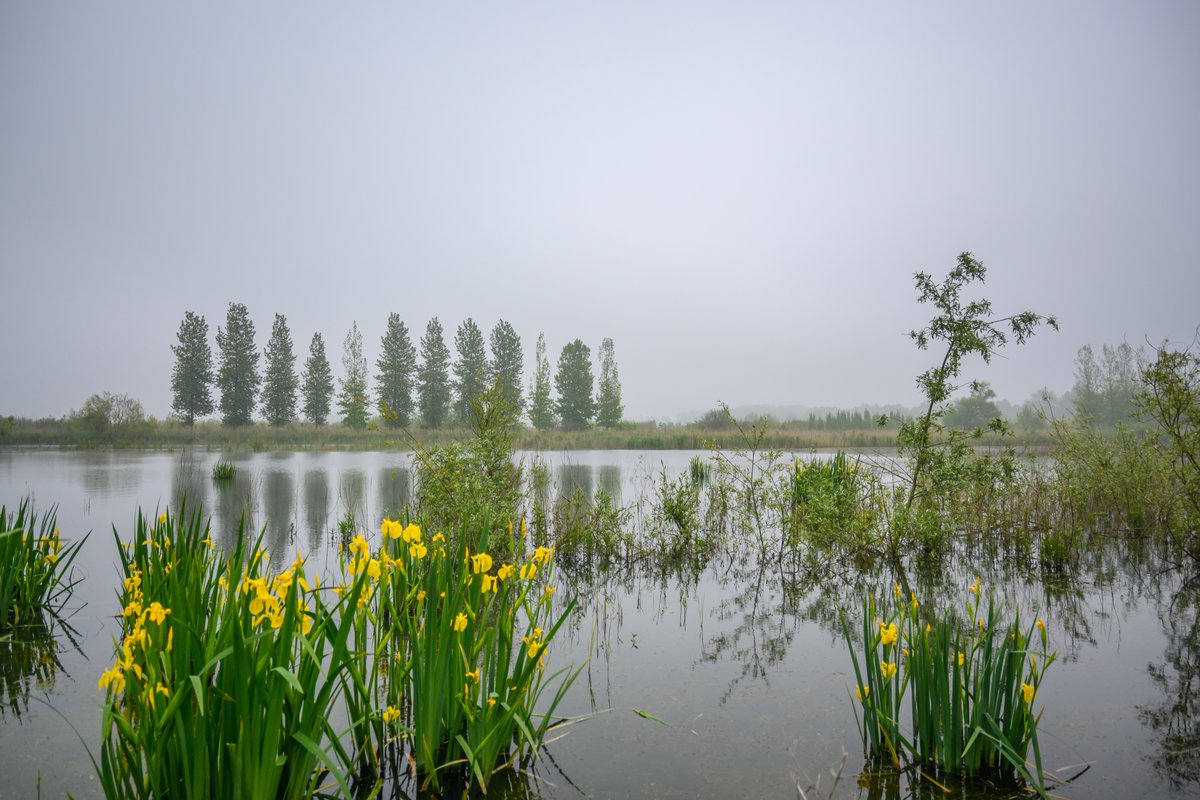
169,304,624,431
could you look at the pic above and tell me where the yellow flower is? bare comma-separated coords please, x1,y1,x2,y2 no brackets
367,558,382,581
98,666,126,694
911,593,919,610
544,585,556,598
382,519,402,539
957,651,965,667
1022,682,1036,703
893,581,902,599
44,552,58,565
497,563,515,581
158,512,167,525
122,600,143,619
349,533,370,560
1036,618,1046,633
453,612,468,632
471,552,493,574
880,661,898,680
856,685,870,702
465,668,480,684
481,574,498,594
969,576,981,596
488,697,497,708
147,602,171,625
533,546,553,565
402,523,422,543
520,562,537,580
416,589,427,602
879,623,898,646
382,705,401,723
155,683,170,701
410,541,428,559
432,531,446,544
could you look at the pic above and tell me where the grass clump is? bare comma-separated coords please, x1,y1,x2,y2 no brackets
0,499,86,628
843,580,1056,794
210,460,236,481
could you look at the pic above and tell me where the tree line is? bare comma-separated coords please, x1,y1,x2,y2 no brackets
170,304,623,431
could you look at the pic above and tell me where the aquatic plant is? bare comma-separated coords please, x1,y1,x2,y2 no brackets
209,460,236,481
98,507,365,799
843,579,1056,793
0,500,86,627
336,516,578,792
786,452,882,552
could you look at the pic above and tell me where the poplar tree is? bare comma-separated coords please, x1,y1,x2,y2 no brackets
215,302,260,426
338,321,369,429
376,313,417,427
301,333,334,426
596,336,624,428
528,332,554,430
554,339,595,430
261,313,298,426
417,318,452,428
453,318,488,424
489,319,524,416
170,310,214,427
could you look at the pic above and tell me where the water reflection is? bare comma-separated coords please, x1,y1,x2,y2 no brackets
377,466,411,521
0,616,78,722
304,470,330,550
213,461,257,543
263,468,295,562
556,464,593,502
170,450,209,513
338,469,367,534
1143,580,1200,791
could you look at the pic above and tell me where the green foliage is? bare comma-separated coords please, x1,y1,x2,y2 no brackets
170,311,214,427
418,318,452,429
337,322,369,429
693,407,737,430
99,509,364,799
596,336,623,428
210,460,236,481
71,392,147,442
554,339,595,430
787,452,882,551
0,500,86,628
489,319,524,416
1139,341,1200,534
216,302,260,427
1072,342,1143,427
843,582,1055,792
894,253,1056,519
453,318,489,425
261,313,298,426
375,313,416,428
414,381,523,536
300,332,334,427
945,381,1001,431
528,332,555,431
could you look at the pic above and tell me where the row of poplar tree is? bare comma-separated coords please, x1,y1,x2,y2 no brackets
170,303,623,431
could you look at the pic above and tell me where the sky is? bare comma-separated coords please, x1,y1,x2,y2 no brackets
2,2,1197,423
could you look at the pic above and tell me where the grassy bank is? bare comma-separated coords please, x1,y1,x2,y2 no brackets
0,417,1062,452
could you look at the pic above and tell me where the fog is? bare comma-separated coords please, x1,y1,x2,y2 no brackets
2,2,1197,422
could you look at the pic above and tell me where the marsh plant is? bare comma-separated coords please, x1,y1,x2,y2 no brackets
843,580,1056,794
210,460,236,481
0,500,86,628
785,452,883,553
94,503,579,797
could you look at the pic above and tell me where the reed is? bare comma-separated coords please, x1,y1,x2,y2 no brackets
209,460,236,481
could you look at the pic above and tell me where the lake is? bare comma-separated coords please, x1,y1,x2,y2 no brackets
0,447,1195,799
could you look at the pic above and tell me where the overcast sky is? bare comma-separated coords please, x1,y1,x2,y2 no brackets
2,2,1197,422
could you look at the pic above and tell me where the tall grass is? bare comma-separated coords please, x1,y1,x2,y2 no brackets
0,499,86,627
843,580,1055,793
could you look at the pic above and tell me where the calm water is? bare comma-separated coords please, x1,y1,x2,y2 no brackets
0,447,1196,799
